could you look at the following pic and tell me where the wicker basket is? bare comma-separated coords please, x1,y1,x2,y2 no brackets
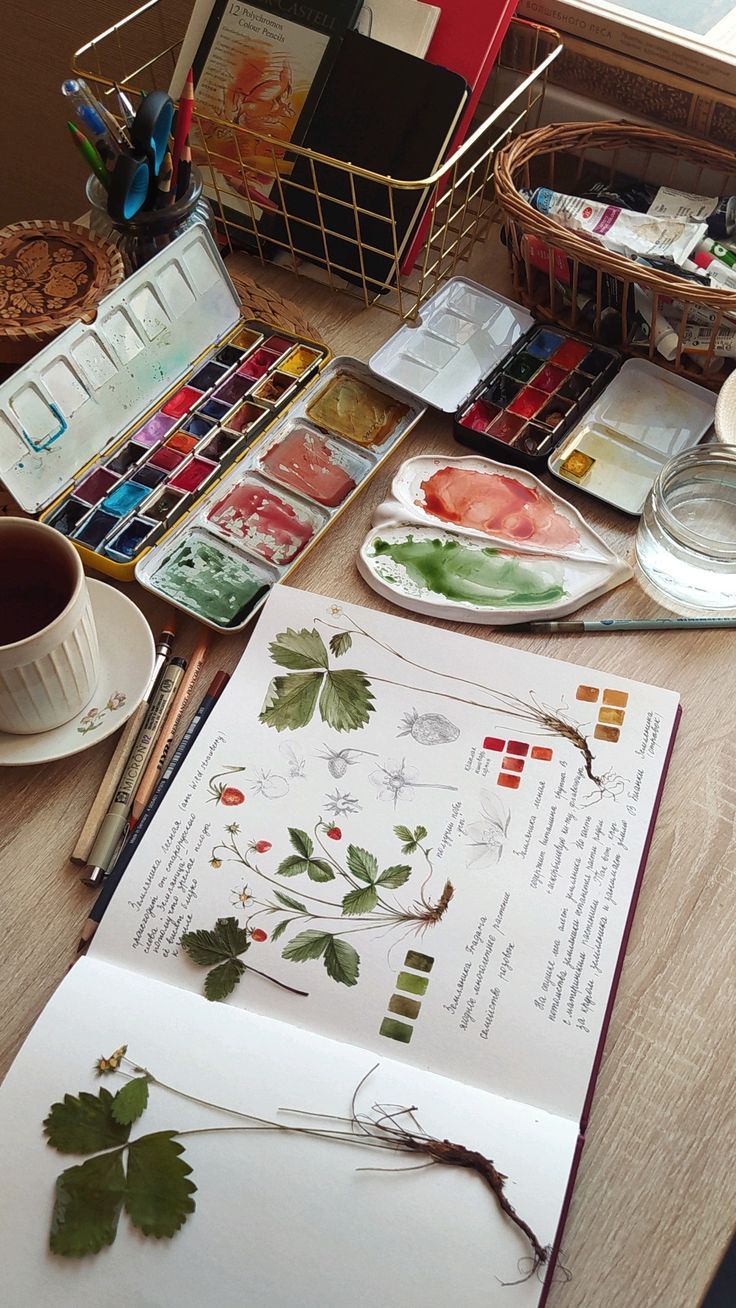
494,121,736,386
0,220,125,366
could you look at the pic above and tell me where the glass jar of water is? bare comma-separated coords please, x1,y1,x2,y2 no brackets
636,445,736,608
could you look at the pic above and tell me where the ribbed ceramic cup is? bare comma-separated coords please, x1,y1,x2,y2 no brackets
0,520,99,734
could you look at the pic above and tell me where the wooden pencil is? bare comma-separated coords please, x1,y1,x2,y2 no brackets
130,634,209,825
70,624,175,864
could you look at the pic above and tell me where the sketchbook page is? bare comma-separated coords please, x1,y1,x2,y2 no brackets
91,584,680,1124
0,956,578,1307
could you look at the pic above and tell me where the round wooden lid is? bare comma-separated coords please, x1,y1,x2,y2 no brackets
0,220,125,358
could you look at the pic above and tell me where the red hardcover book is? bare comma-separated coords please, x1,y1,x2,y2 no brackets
401,0,519,274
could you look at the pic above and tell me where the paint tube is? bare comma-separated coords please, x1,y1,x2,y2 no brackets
586,180,736,240
633,286,680,361
691,250,736,292
695,238,736,270
636,285,736,357
529,188,706,266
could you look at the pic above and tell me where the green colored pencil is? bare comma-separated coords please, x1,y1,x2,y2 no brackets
67,121,109,190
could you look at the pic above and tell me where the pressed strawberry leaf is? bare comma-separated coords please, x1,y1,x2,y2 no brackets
44,1088,131,1155
203,957,245,1001
181,918,250,967
50,1150,126,1257
125,1131,196,1238
112,1078,150,1126
281,929,332,963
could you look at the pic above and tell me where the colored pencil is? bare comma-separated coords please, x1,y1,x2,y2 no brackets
67,121,109,190
155,149,173,209
515,617,736,633
130,633,210,825
78,671,230,951
175,141,192,201
170,68,194,196
71,625,175,864
81,657,187,888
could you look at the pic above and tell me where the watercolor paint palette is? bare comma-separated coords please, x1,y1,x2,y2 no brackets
358,455,631,624
135,359,424,631
0,227,328,579
370,277,623,473
548,360,717,515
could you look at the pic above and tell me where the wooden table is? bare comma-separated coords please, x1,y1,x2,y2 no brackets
1,233,734,1308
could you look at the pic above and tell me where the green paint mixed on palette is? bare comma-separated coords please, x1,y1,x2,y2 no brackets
370,534,566,608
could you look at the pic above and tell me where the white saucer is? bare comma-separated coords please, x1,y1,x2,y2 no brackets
0,579,155,767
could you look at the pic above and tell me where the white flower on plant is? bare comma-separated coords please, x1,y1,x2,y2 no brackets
323,789,361,817
465,792,510,869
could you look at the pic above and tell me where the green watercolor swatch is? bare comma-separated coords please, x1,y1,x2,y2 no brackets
389,994,421,1020
396,970,429,995
379,1017,414,1044
405,950,434,973
371,535,566,608
153,534,269,627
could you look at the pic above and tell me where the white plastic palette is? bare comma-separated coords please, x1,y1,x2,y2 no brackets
135,359,425,631
369,277,534,412
548,359,716,514
358,455,632,624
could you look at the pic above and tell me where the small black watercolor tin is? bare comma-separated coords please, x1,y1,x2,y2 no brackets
369,276,622,473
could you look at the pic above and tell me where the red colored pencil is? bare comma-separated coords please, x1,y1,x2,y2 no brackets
171,68,194,195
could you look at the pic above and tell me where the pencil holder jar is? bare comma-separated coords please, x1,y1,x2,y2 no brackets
86,168,213,273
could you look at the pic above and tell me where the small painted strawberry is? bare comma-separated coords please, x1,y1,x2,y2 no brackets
326,826,342,841
254,840,272,853
251,928,268,942
220,787,245,806
209,857,223,869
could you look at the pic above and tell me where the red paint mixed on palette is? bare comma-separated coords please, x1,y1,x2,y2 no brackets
482,736,554,789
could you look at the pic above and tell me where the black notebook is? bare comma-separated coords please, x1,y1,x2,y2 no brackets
265,30,469,289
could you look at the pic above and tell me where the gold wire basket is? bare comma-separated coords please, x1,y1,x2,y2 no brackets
73,0,561,320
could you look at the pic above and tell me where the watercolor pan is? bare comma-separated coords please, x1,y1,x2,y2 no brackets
148,445,185,472
136,356,424,632
169,457,218,494
306,373,409,448
251,373,295,404
198,398,231,421
280,346,321,377
75,467,118,504
73,509,119,548
190,362,228,390
102,480,150,517
150,531,274,629
106,443,147,475
162,385,203,418
216,345,244,368
104,516,158,561
206,477,326,565
134,413,176,446
181,415,215,439
231,327,262,350
212,375,253,407
224,402,268,433
145,487,187,522
167,432,199,455
548,360,716,514
46,496,90,537
460,399,499,433
134,464,168,489
199,431,239,461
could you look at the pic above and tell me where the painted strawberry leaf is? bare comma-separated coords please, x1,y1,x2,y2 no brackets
204,957,245,1001
282,930,360,985
318,670,374,733
377,864,412,889
268,628,329,671
180,917,251,967
341,885,378,916
394,823,427,855
305,859,336,882
112,1078,149,1126
330,632,353,657
278,854,335,882
44,1088,131,1155
260,671,323,732
50,1149,126,1257
270,918,291,943
289,828,314,859
346,845,378,884
273,890,307,912
125,1132,196,1237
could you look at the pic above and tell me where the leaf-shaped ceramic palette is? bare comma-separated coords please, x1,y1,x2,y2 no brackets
358,456,631,625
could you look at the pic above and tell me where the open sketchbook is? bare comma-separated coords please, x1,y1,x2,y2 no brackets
0,585,680,1306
